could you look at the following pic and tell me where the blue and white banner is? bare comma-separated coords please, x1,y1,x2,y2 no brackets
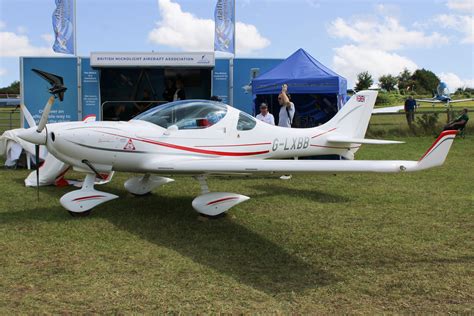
214,0,235,54
52,0,75,55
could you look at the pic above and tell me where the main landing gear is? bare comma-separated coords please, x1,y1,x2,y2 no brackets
60,173,248,218
124,174,174,196
192,175,249,217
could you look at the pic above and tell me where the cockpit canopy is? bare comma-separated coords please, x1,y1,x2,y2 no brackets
134,100,228,129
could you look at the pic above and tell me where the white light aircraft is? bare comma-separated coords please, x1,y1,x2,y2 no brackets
18,90,457,217
417,82,473,106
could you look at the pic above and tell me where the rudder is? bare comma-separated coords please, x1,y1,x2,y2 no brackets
323,90,378,139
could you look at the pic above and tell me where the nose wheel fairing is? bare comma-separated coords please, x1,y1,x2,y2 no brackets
60,173,118,214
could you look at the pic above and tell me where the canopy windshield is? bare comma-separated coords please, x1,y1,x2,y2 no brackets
134,100,228,130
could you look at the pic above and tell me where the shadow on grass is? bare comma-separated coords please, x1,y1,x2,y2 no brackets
1,185,337,295
100,192,337,295
250,184,351,203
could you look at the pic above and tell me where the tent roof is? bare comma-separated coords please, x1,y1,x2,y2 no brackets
252,48,347,95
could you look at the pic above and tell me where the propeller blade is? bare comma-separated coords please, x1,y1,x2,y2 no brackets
20,104,36,128
37,96,55,133
35,144,40,201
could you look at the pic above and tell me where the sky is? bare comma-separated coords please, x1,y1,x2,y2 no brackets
0,0,473,90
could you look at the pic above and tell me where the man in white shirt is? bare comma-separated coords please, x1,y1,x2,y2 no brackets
278,84,295,128
255,103,275,125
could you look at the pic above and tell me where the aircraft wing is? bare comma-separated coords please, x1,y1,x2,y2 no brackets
416,98,442,103
372,105,404,114
150,131,456,175
449,98,474,103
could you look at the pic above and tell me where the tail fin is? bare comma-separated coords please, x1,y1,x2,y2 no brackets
415,130,457,170
324,90,378,139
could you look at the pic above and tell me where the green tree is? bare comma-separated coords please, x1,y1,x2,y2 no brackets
378,74,398,91
411,69,440,95
0,81,20,94
397,68,413,92
355,71,373,91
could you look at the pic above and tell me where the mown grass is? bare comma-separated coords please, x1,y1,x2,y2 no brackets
0,135,473,313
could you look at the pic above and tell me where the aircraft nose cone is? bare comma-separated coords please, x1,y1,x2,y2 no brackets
17,127,47,145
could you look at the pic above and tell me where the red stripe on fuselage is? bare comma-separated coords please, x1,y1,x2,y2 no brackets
99,131,270,156
195,142,271,148
311,128,336,139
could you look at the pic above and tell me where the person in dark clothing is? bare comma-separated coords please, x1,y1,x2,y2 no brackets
173,78,186,101
162,79,176,102
133,89,152,116
443,108,469,131
404,96,417,126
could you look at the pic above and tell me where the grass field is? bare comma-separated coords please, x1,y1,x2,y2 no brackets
0,136,473,313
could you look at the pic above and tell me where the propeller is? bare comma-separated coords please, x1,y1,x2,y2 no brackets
35,143,40,201
37,96,55,133
34,96,54,201
21,69,68,199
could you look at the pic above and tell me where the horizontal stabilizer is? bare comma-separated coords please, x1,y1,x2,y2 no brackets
326,136,404,145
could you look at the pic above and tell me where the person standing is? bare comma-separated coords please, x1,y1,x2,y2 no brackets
162,79,176,102
278,84,295,128
256,102,275,125
173,78,186,101
277,84,295,180
404,95,417,126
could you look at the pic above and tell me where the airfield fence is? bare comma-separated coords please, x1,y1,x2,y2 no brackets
0,106,20,133
368,108,473,137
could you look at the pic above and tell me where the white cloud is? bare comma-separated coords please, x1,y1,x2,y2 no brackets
41,33,55,45
148,0,270,55
0,31,55,57
375,4,401,18
328,16,449,51
306,0,321,9
332,45,418,88
0,68,6,77
16,26,27,34
435,14,474,44
235,22,270,54
447,0,474,11
438,72,474,90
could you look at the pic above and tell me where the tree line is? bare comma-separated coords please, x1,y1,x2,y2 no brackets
354,68,472,96
0,81,20,95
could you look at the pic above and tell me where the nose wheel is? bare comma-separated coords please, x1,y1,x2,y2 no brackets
68,210,92,217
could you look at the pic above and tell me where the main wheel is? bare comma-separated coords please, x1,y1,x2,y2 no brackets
131,191,152,197
68,210,92,217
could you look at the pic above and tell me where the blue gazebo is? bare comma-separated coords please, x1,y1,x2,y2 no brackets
252,48,347,98
251,49,347,126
